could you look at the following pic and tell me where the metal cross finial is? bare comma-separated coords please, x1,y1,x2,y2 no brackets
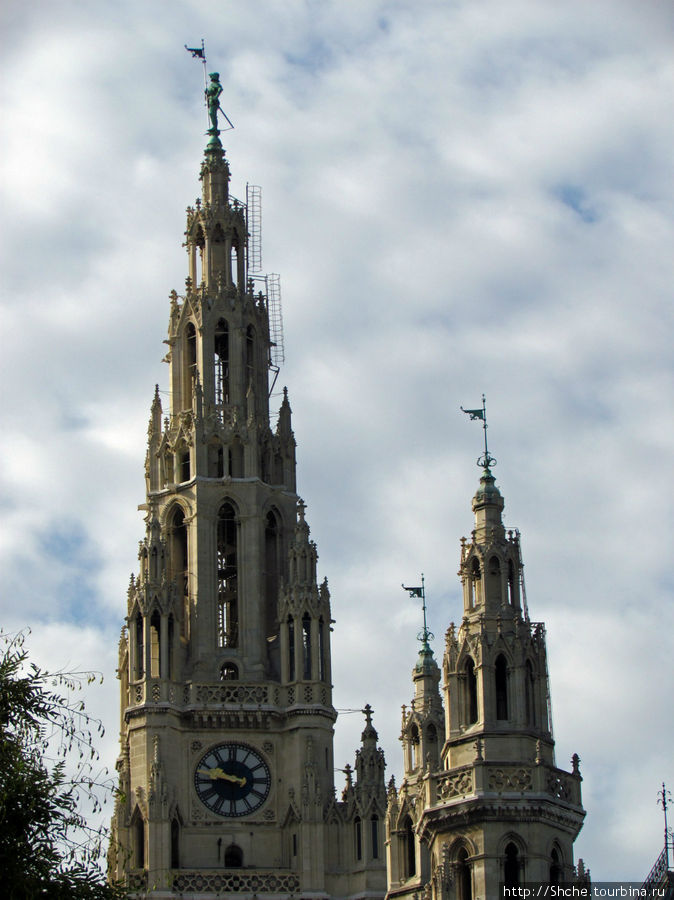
461,394,496,471
402,574,434,648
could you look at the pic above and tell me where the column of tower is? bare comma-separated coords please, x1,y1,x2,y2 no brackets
385,465,586,900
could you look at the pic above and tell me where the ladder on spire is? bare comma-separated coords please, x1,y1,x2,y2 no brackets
246,184,262,274
266,273,285,369
244,184,285,389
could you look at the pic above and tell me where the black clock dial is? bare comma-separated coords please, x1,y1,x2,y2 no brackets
194,743,271,817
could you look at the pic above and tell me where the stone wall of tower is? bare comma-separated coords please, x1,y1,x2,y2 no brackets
385,469,585,900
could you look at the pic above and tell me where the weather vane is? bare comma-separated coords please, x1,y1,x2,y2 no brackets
402,574,434,650
461,393,496,471
185,40,234,137
657,782,672,871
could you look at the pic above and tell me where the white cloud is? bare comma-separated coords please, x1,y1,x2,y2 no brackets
1,0,672,882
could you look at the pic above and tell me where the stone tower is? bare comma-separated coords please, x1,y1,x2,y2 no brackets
109,122,387,897
385,464,585,899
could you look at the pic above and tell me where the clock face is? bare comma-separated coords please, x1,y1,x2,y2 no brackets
194,743,271,817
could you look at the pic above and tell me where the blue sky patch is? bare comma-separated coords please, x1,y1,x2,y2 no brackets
554,184,598,223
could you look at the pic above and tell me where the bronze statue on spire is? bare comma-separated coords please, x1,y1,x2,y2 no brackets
206,72,223,134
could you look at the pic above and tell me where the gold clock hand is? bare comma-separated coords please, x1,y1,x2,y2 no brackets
197,767,246,787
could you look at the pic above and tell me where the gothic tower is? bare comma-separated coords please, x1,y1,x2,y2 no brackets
385,463,586,899
109,114,386,898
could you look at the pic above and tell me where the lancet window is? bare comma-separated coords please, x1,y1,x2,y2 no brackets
168,507,188,630
318,617,326,681
508,559,516,605
216,503,239,648
465,658,478,725
525,660,536,726
150,611,161,678
264,511,280,641
135,612,144,679
355,816,362,861
214,319,229,410
167,615,174,680
495,654,509,720
504,843,521,887
550,847,562,884
403,815,416,877
371,814,380,859
171,819,180,869
179,448,190,483
133,812,145,869
302,613,312,679
245,325,255,389
457,846,472,900
471,558,481,606
184,323,197,409
287,616,295,681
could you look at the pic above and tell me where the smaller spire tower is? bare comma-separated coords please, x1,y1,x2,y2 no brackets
385,416,585,900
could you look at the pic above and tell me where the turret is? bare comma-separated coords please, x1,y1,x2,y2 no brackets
278,500,332,689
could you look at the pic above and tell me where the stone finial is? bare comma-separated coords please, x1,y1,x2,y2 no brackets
474,737,483,761
571,753,581,775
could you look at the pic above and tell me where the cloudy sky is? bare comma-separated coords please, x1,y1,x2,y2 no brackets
1,0,673,882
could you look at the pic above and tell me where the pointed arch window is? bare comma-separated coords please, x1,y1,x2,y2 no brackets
133,812,145,869
224,844,243,868
471,558,482,606
355,816,362,861
550,847,562,884
495,654,509,720
504,842,521,887
287,616,295,681
171,818,180,869
245,325,255,389
179,447,190,483
169,507,188,632
217,503,239,648
214,319,229,410
150,610,161,678
371,814,380,859
318,617,326,682
465,658,478,725
525,660,536,726
264,511,280,642
167,614,175,680
403,815,416,878
457,846,472,900
410,723,420,769
184,323,197,409
220,662,238,681
302,613,312,680
211,222,226,283
134,612,144,679
508,559,516,605
231,236,241,288
164,449,174,485
194,225,205,284
150,546,158,581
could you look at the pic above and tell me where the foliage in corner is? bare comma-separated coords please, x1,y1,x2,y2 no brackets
0,629,127,899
